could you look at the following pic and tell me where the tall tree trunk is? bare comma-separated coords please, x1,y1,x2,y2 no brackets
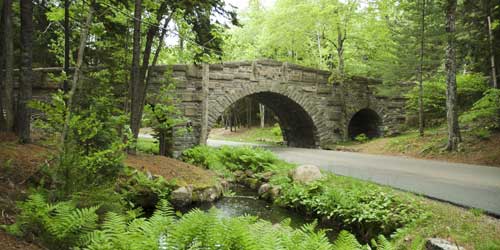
148,19,172,157
2,0,14,132
316,31,322,67
63,0,70,92
0,0,6,129
487,15,497,88
418,0,426,137
129,0,143,152
18,0,33,143
145,18,170,88
337,27,345,76
60,1,94,147
444,0,461,151
138,13,172,139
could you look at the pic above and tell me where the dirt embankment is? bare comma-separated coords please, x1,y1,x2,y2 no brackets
125,154,217,188
0,132,218,250
0,133,49,250
337,132,500,167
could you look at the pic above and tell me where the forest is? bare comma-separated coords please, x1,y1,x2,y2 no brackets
0,0,500,249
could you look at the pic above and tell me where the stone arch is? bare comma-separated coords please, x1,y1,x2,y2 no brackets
207,87,325,148
347,108,382,139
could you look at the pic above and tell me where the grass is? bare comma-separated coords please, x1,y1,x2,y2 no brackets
209,126,284,145
392,198,500,250
327,128,500,167
136,137,158,154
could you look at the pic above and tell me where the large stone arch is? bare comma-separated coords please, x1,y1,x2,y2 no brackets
142,60,409,155
347,108,383,139
206,85,325,147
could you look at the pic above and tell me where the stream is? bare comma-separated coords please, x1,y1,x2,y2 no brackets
185,185,339,240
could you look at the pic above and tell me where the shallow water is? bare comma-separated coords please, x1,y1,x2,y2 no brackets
189,185,338,238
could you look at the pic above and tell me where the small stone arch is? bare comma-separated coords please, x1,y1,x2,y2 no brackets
347,108,383,139
207,87,324,148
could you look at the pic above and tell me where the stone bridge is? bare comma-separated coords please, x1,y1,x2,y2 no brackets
25,60,407,156
146,60,407,156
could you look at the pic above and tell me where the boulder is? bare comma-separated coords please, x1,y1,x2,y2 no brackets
170,186,193,207
269,185,281,199
258,183,271,196
425,238,465,250
194,185,223,203
260,172,274,182
290,165,323,184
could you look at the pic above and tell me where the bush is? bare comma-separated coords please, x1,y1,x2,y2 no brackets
460,88,500,132
3,193,100,249
354,133,369,143
180,145,223,170
116,167,173,211
31,88,127,196
271,123,282,137
406,73,489,125
181,146,293,174
274,174,421,242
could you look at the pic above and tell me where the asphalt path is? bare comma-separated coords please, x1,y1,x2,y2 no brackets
207,139,500,216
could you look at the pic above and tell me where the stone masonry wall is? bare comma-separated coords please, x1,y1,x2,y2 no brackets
13,60,408,156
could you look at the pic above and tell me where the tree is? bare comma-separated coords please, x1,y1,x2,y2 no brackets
418,0,426,136
2,0,15,132
128,0,143,151
127,0,237,153
18,0,34,143
63,0,70,93
487,15,497,88
445,0,461,151
132,2,174,152
0,0,5,129
61,0,95,147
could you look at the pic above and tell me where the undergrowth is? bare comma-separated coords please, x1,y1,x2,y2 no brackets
272,174,422,243
3,195,394,250
181,145,294,177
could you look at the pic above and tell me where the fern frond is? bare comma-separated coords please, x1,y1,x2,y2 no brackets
373,235,394,250
332,230,364,250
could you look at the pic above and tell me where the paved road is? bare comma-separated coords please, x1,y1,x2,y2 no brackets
207,139,500,216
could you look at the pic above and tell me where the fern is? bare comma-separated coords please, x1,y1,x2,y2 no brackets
332,230,364,250
7,195,377,250
372,235,394,250
5,193,100,249
46,205,99,239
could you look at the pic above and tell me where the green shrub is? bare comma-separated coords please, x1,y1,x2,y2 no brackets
406,73,489,125
271,123,283,137
3,193,99,249
136,138,159,154
117,168,173,210
142,83,186,156
31,88,127,196
354,133,369,143
460,88,500,132
274,174,421,242
217,146,280,172
181,146,293,174
180,145,223,170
